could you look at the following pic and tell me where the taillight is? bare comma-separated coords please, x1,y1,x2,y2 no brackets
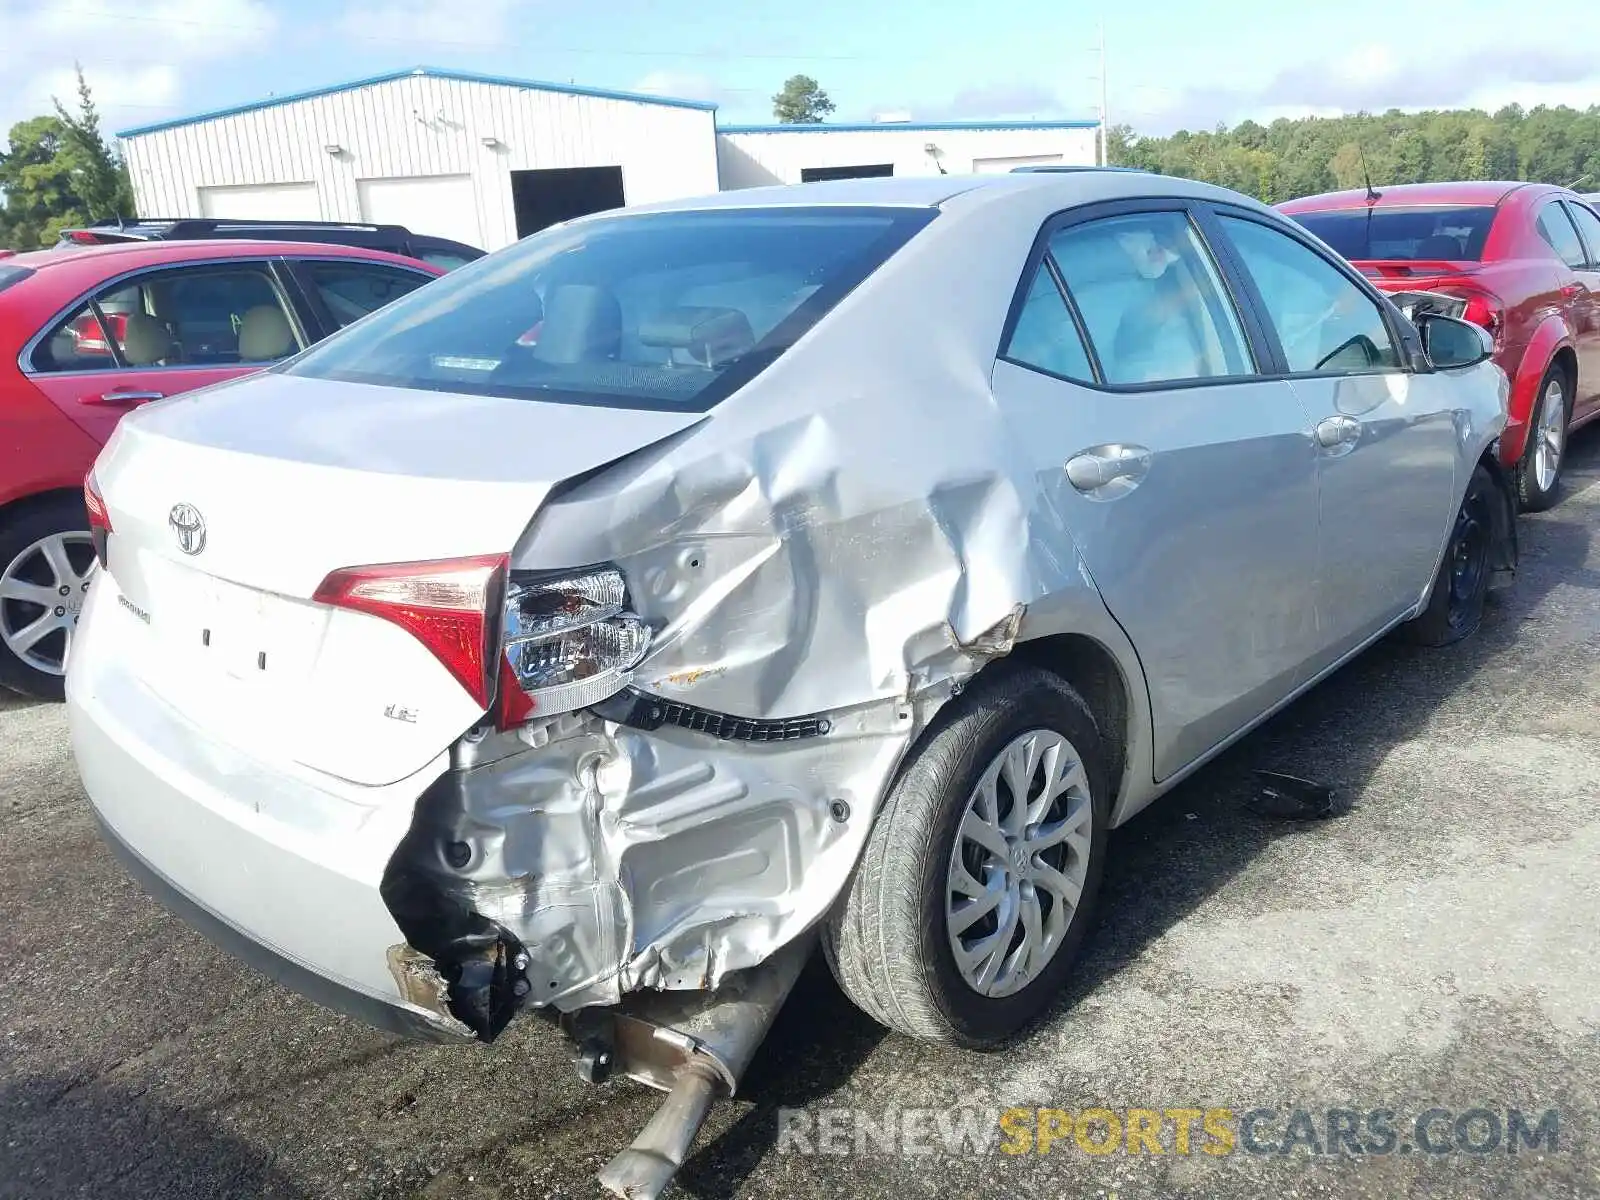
1438,288,1504,340
66,230,101,245
498,567,653,728
84,471,112,568
313,555,508,708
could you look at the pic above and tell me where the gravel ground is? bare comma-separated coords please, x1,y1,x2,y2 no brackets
2,430,1597,1200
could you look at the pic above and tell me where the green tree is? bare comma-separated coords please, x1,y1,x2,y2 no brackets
772,75,836,124
0,67,133,249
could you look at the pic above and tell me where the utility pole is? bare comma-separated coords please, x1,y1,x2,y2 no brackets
1098,21,1110,166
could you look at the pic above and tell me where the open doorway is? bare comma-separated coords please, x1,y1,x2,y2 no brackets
800,164,894,182
511,166,625,237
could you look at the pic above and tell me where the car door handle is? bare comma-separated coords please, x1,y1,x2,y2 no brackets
1065,444,1152,493
1314,415,1362,449
82,390,165,406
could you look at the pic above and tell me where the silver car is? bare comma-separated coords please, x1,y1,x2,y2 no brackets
68,172,1515,1195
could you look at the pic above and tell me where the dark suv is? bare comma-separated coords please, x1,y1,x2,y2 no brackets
58,219,484,270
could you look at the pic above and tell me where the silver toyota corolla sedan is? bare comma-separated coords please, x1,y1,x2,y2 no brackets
67,171,1516,1195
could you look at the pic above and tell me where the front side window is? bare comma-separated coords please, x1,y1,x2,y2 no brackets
1048,211,1254,386
1536,203,1586,269
1002,265,1095,382
302,261,431,328
287,206,936,412
1221,215,1401,374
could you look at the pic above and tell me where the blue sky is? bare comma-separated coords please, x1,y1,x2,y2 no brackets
4,0,1598,142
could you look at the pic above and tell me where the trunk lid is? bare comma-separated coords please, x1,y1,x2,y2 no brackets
93,372,701,786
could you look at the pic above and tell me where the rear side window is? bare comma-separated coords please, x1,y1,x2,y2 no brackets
0,265,34,294
1540,202,1588,268
286,206,936,412
1288,206,1498,261
302,261,431,328
1048,211,1254,386
29,263,303,372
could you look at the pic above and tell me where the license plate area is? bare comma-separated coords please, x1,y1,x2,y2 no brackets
141,554,325,689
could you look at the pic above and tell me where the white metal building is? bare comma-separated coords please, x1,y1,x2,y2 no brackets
117,67,720,252
715,121,1100,188
117,67,1100,252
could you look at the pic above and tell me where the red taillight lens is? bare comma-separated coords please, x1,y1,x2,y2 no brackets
313,555,508,708
84,471,112,568
66,230,101,245
1435,288,1503,339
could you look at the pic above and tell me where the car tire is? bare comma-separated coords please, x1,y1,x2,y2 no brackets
823,664,1110,1047
1516,362,1571,512
0,496,97,701
1402,464,1497,648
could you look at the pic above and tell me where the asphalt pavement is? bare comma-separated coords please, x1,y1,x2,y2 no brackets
3,429,1597,1200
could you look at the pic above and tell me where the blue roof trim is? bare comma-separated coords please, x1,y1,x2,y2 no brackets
716,119,1100,134
116,65,716,138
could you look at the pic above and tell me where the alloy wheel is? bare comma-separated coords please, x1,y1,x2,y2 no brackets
945,728,1094,998
1533,377,1566,494
0,532,96,676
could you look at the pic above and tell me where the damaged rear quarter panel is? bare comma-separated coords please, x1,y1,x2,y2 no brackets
438,186,1162,1004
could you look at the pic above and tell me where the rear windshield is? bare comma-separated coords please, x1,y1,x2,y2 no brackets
285,205,936,412
1287,205,1498,262
0,265,35,293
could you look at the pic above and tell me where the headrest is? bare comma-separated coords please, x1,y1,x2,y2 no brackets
120,311,172,366
638,306,755,367
238,305,295,361
531,284,620,364
1414,234,1463,260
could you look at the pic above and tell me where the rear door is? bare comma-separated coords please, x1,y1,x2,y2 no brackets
1209,207,1460,665
23,258,309,444
988,201,1322,782
1556,199,1600,417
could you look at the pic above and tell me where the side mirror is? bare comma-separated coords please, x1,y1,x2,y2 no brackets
1417,313,1494,370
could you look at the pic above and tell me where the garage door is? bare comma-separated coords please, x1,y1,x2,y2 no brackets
972,154,1065,173
357,175,483,249
198,181,322,220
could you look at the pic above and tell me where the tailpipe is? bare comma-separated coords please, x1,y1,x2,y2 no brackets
578,935,813,1200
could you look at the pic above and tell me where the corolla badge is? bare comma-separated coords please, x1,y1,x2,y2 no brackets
168,503,207,555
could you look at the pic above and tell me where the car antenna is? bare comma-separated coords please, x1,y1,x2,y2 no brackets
1357,140,1381,205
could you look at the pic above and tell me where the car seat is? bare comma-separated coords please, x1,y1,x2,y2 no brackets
237,306,296,361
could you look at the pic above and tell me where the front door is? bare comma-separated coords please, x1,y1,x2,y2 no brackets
990,204,1322,782
23,259,308,444
1210,209,1461,664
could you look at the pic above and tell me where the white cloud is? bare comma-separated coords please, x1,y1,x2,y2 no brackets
0,0,277,136
336,0,522,49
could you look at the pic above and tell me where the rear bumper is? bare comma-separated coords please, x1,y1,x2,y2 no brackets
92,809,466,1042
66,587,470,1043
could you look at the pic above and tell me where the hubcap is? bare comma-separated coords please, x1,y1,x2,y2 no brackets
0,531,97,675
1533,377,1566,493
945,729,1094,998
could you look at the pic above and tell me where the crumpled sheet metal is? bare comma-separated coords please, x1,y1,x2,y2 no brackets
467,186,1129,999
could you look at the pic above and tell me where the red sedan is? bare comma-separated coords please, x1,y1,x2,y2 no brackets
0,239,443,698
1280,181,1600,511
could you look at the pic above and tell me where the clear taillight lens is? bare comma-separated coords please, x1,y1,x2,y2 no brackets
499,567,651,725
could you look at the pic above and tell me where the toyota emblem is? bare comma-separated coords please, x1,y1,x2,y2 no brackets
168,503,207,555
